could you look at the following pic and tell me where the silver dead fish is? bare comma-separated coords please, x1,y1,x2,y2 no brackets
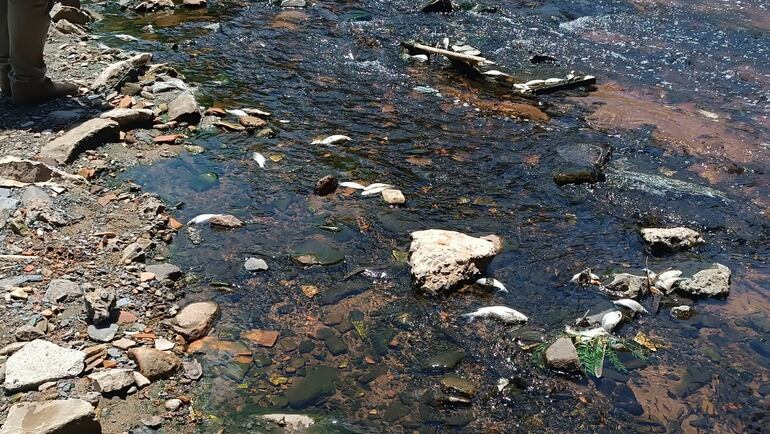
462,306,528,324
252,152,266,169
187,214,224,225
311,135,352,145
601,311,622,332
565,325,609,339
226,109,248,118
612,298,648,314
570,268,601,285
475,277,509,293
339,181,366,190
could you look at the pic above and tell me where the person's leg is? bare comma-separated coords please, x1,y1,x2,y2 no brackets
8,0,76,105
0,0,10,96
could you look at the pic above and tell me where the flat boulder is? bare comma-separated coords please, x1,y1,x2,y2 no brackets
678,263,731,297
91,53,152,91
545,337,581,372
409,229,499,294
640,227,704,254
128,348,181,380
99,108,155,128
170,301,219,341
145,263,182,281
0,399,100,434
41,118,120,164
4,340,84,392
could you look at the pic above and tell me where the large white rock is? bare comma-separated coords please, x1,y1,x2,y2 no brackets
0,399,100,434
4,340,84,392
409,229,499,294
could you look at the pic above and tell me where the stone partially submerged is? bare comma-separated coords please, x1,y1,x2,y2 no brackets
409,229,500,294
0,399,100,434
545,337,581,372
169,301,219,341
640,227,704,254
677,263,731,297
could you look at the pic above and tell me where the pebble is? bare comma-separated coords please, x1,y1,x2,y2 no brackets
87,323,119,342
244,257,269,272
165,398,182,411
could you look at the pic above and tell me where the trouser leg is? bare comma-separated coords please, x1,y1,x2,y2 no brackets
7,0,51,87
0,0,10,95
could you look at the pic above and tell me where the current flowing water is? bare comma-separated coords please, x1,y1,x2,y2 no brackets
95,0,769,432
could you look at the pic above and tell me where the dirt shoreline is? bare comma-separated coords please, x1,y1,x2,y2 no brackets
0,4,218,434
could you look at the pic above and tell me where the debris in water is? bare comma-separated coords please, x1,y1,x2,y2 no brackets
670,305,696,320
633,331,659,352
513,73,596,95
565,325,609,340
475,277,508,293
115,34,140,42
253,152,266,169
311,135,351,145
462,306,528,324
496,377,510,392
529,53,557,64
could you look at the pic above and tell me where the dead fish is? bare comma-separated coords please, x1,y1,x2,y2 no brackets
570,268,601,285
475,277,509,293
339,181,366,190
187,214,224,225
601,311,622,332
544,78,564,84
226,109,248,118
565,325,608,339
243,108,271,117
410,54,429,63
482,70,508,77
441,37,449,50
496,378,510,392
524,79,546,87
114,34,140,42
654,270,683,294
612,298,648,314
462,306,528,324
364,183,394,191
311,135,352,145
361,186,393,196
252,152,266,169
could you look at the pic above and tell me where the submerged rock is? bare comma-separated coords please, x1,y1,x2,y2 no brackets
4,340,84,392
552,143,611,186
545,337,580,372
677,263,731,297
605,273,647,299
409,229,499,294
0,399,100,434
244,257,269,272
424,350,466,372
209,214,243,228
640,227,704,254
440,376,477,397
286,365,338,409
314,175,338,196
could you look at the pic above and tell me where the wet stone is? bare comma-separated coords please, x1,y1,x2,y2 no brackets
669,366,712,398
279,338,299,353
323,335,348,356
286,365,338,409
298,340,315,354
552,166,604,186
253,355,273,368
440,376,477,397
545,337,581,372
424,350,466,372
314,175,338,196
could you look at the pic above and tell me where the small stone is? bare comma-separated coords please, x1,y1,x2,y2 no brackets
169,301,219,341
87,323,119,342
241,329,279,348
244,257,269,272
209,214,244,228
113,338,137,350
44,279,82,302
128,348,181,380
545,337,581,372
154,338,175,351
145,264,182,281
182,360,203,380
141,416,163,428
381,188,405,205
14,325,44,342
440,376,477,397
139,272,155,282
239,115,267,129
9,287,29,300
88,368,136,394
133,371,151,388
165,398,183,411
670,305,696,320
314,175,338,196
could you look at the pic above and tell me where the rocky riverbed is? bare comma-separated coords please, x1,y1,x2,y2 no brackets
1,0,769,433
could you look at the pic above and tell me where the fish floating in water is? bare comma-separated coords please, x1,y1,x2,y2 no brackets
570,268,601,285
339,181,366,190
187,214,224,225
311,135,352,145
463,306,528,324
252,152,266,169
652,269,683,294
601,311,622,332
475,277,509,293
226,109,248,118
565,325,608,339
114,34,140,42
361,183,395,196
612,298,648,314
